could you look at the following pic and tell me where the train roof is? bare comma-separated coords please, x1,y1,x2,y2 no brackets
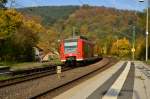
64,36,89,41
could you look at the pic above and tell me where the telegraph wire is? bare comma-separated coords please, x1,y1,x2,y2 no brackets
78,0,84,5
9,0,39,13
10,0,15,8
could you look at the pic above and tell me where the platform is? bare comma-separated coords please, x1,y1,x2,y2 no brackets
133,61,150,99
53,61,150,99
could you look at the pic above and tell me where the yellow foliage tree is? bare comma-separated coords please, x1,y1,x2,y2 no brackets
0,9,46,61
0,9,23,39
111,38,131,57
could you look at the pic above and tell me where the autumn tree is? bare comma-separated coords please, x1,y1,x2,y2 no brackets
37,26,60,58
111,38,131,58
0,9,44,62
0,9,23,39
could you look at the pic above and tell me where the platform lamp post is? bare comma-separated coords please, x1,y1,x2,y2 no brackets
139,0,149,61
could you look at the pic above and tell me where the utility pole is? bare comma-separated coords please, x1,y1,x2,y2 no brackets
132,26,135,61
72,27,76,37
145,4,149,61
10,0,15,8
139,0,149,61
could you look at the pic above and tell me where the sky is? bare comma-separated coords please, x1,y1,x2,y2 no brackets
7,0,149,11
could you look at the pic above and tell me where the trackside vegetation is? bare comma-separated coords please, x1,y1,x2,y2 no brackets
0,0,150,65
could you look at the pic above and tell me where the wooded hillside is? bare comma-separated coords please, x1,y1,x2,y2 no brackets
18,6,79,26
0,4,149,62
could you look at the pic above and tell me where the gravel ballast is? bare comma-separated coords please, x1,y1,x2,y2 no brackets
0,58,109,99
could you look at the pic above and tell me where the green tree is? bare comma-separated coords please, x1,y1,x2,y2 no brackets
0,0,7,8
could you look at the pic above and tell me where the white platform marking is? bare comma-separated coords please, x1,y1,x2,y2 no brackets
102,61,131,99
53,61,125,99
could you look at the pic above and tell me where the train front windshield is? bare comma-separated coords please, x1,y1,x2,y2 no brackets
64,41,77,53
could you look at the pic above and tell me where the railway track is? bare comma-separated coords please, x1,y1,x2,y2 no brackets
30,57,116,99
0,57,101,88
0,64,72,88
0,57,113,99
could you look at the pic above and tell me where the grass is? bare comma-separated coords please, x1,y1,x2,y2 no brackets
0,75,11,80
0,59,62,70
145,60,150,65
0,74,22,81
0,59,62,81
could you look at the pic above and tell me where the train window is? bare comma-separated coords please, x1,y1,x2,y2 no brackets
64,41,77,53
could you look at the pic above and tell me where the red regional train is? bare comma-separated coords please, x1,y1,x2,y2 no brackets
60,36,94,65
